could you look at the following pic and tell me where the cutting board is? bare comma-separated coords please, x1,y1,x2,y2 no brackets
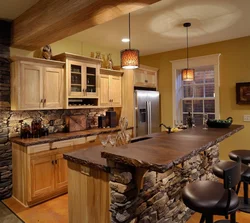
65,115,87,132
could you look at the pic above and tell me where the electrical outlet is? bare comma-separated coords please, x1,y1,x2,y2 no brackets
243,115,250,122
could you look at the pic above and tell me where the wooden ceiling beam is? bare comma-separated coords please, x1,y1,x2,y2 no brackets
12,0,161,50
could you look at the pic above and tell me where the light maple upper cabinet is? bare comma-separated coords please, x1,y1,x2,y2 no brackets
100,68,123,107
11,56,65,110
53,53,102,108
134,64,158,88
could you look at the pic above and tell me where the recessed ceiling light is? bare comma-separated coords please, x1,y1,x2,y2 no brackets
122,38,130,43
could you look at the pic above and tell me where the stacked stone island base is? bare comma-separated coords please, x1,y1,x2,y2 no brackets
109,145,219,223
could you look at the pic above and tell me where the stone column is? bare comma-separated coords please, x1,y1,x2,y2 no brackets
108,144,219,223
0,20,12,200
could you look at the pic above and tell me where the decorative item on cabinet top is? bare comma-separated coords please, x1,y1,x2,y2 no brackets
42,45,52,60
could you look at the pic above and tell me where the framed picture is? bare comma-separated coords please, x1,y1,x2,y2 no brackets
236,82,250,104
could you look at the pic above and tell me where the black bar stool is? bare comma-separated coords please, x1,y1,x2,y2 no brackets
229,150,250,213
182,158,241,223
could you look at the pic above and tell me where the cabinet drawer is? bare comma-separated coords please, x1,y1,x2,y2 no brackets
51,139,74,149
27,143,50,154
86,135,97,142
73,137,86,145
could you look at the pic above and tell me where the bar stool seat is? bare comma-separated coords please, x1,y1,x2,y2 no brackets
183,181,239,215
229,150,250,165
213,161,248,179
182,158,241,223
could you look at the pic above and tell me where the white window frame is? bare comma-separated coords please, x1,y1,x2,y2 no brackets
171,54,221,126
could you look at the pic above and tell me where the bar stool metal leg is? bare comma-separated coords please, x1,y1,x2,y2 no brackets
236,181,241,194
199,214,205,223
206,215,213,223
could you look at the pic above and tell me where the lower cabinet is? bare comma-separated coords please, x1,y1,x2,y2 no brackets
29,150,71,203
30,154,55,201
12,138,90,207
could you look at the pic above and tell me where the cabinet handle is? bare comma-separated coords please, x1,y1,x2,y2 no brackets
40,99,43,103
55,160,58,164
52,160,54,165
44,99,46,103
145,80,148,83
82,89,85,92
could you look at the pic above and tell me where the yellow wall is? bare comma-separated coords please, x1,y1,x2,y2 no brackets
10,37,120,65
141,36,250,160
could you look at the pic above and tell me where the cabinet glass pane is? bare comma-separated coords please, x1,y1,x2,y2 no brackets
86,67,96,93
71,65,82,93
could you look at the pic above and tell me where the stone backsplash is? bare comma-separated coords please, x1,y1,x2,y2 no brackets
108,145,219,223
8,108,108,138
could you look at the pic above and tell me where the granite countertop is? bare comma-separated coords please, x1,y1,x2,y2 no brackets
11,126,133,147
63,125,243,173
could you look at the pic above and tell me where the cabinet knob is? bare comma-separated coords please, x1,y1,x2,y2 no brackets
40,99,43,103
145,80,148,83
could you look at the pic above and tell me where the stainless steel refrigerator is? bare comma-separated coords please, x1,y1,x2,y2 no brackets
134,90,160,137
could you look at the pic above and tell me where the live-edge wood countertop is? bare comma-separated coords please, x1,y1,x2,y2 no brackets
11,126,133,147
63,125,244,173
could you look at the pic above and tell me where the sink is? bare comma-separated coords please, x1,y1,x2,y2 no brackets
131,136,152,143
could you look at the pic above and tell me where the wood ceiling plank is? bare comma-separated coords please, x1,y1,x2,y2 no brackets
12,0,160,50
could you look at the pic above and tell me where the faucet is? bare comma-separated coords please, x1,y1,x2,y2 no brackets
159,123,171,134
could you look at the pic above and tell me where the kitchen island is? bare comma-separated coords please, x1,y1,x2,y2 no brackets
63,125,244,223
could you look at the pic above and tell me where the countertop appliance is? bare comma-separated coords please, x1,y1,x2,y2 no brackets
134,90,160,137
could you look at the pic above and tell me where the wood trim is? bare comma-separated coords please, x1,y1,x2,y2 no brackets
100,68,124,76
11,56,65,67
12,0,161,50
53,52,102,64
27,143,50,154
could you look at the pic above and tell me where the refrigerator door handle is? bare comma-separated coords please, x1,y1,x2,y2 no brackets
149,101,152,134
146,101,152,134
146,101,150,134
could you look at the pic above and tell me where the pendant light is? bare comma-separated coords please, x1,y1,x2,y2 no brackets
182,22,195,81
121,13,139,69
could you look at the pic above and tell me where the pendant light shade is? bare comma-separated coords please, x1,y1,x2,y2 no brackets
182,22,194,81
121,13,139,69
121,49,139,69
182,68,195,81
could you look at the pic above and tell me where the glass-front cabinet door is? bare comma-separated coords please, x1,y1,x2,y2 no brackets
68,61,84,96
85,63,98,97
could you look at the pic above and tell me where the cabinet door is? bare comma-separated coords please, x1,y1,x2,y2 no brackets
109,75,122,107
55,153,69,191
85,63,98,97
30,154,55,201
100,74,110,106
145,70,157,88
134,69,146,87
68,60,85,96
20,63,43,110
43,67,64,109
54,144,74,191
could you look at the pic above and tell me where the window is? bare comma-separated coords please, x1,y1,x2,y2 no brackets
182,66,215,125
171,54,220,126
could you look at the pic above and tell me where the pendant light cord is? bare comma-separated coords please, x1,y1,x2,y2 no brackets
129,13,131,49
186,25,189,69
